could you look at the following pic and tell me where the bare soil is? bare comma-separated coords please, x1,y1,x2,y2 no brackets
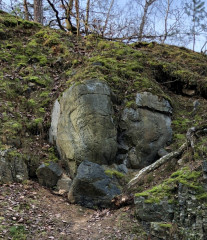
0,181,146,240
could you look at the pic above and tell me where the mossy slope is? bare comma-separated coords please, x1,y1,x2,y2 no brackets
0,11,207,178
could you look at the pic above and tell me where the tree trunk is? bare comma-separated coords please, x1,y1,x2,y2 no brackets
23,0,29,20
66,0,74,32
161,0,171,43
85,0,90,35
34,0,43,24
138,0,157,41
102,0,114,37
75,0,80,36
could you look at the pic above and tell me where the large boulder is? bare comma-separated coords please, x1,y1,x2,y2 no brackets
118,92,172,169
50,79,117,176
68,160,121,208
0,149,28,183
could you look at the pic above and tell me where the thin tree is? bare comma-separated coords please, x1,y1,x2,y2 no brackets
75,0,80,35
201,40,207,53
85,0,90,35
65,0,75,32
102,0,115,37
23,0,29,20
138,0,157,41
161,0,171,43
185,0,207,51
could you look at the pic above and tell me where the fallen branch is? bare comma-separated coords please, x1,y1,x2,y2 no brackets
127,142,187,188
127,122,207,189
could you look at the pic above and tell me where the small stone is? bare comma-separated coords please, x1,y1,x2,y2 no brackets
36,162,63,188
57,174,72,192
178,158,184,166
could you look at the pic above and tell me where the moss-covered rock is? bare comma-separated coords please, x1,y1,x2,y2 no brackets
134,167,207,239
0,149,28,183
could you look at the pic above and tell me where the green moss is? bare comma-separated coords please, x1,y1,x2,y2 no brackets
8,150,21,158
144,197,160,204
27,39,38,48
97,41,111,50
1,16,18,27
12,122,22,131
47,147,59,162
37,55,48,66
20,19,39,29
33,118,43,124
172,117,191,132
9,225,27,240
135,167,203,204
135,192,149,197
158,223,172,228
125,101,135,108
24,75,51,87
27,99,37,108
105,169,125,179
35,29,60,47
38,107,45,113
2,121,23,135
173,133,185,140
15,54,28,67
40,91,50,97
196,193,207,201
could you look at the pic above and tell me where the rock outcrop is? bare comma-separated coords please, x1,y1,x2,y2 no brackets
51,79,117,176
135,197,174,222
68,160,121,208
135,183,207,239
49,82,173,208
118,92,172,168
0,149,28,183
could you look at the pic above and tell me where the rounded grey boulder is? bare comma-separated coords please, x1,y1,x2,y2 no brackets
119,92,172,169
51,79,117,176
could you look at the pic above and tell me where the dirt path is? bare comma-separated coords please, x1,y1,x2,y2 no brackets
0,181,146,240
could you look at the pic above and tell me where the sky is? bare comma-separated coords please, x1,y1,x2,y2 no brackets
1,0,207,52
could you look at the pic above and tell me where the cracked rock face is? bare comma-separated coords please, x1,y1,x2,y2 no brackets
51,79,117,176
118,92,172,169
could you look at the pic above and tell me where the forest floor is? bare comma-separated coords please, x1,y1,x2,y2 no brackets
0,181,146,240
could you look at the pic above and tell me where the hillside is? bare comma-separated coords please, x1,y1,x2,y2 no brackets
1,11,207,239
